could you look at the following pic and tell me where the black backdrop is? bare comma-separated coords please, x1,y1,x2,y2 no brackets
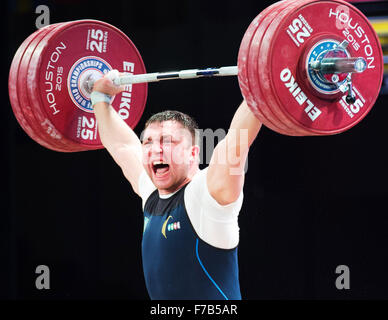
2,0,388,300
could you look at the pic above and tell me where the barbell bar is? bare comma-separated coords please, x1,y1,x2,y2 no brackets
8,0,384,151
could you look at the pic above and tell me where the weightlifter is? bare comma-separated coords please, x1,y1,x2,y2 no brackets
91,71,261,300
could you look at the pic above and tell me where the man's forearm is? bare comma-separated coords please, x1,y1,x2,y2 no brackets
94,101,141,151
91,75,144,195
227,100,262,156
207,100,261,204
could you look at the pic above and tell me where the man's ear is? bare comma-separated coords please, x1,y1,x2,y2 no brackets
190,145,200,163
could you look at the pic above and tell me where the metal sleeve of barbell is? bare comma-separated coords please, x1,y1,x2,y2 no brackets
113,66,238,85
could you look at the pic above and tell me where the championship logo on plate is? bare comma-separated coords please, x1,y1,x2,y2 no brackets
306,39,350,95
67,56,112,112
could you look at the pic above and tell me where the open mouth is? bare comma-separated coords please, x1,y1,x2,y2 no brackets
152,161,170,176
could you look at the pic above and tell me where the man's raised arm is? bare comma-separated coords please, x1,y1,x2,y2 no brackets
207,100,262,205
92,74,144,196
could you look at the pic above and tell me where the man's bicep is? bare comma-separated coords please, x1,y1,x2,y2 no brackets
110,144,145,196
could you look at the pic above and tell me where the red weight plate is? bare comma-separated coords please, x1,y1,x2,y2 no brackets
261,0,383,135
16,23,78,152
238,1,290,134
253,0,316,136
9,24,65,150
9,30,39,142
247,0,307,136
28,20,147,150
22,22,88,152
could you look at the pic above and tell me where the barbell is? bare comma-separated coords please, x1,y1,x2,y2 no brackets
8,0,384,152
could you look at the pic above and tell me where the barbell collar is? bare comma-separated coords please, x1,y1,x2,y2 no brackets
310,57,367,74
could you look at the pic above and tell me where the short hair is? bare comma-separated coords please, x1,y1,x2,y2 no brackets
144,110,199,145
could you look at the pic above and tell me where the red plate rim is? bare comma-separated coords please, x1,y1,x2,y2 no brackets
9,25,60,149
247,0,308,136
20,22,84,151
256,0,318,136
238,1,294,135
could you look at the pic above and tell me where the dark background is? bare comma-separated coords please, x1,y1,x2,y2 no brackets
2,0,388,300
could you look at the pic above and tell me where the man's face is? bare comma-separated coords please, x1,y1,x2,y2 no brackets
142,120,197,194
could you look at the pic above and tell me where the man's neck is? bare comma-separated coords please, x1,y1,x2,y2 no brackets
158,166,199,196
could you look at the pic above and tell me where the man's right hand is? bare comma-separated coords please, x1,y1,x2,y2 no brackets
92,70,124,96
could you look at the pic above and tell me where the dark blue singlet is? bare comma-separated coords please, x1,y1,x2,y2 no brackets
142,184,242,300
